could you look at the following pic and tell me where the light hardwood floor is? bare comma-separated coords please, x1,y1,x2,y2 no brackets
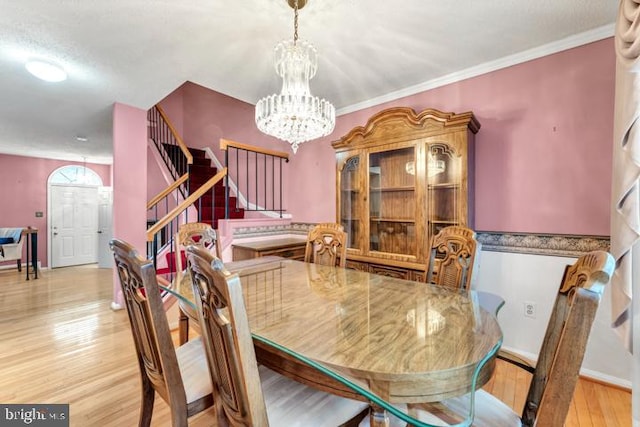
0,265,630,426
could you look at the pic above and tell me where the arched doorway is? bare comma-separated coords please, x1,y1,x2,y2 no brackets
48,165,107,268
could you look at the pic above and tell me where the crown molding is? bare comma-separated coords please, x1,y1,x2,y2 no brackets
337,24,615,116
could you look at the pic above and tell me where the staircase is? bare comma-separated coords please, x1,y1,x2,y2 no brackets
147,105,288,276
153,146,243,276
175,145,245,228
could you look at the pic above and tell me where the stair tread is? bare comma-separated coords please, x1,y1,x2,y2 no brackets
156,143,246,225
191,164,216,173
189,148,207,158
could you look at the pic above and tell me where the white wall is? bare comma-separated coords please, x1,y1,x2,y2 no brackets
476,250,632,387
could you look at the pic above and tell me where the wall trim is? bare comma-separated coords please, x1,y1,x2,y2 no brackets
232,223,610,258
476,231,610,258
232,222,313,239
337,24,615,116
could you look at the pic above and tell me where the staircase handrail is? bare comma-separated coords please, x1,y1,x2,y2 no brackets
146,173,189,210
155,104,193,165
220,138,290,161
146,168,228,242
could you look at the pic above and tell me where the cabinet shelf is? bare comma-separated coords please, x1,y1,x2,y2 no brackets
370,186,415,192
428,183,460,190
370,218,416,223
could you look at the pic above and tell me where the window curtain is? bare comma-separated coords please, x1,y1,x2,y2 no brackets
612,0,640,354
612,1,640,424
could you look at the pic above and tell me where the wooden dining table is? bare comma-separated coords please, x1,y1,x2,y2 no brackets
176,256,503,425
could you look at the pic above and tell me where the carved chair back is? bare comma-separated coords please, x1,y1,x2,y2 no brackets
186,245,270,426
175,222,221,277
172,223,222,345
425,225,480,292
521,250,614,426
110,238,213,426
405,250,614,426
304,223,348,267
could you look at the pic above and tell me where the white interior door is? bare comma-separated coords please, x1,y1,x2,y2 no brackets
51,185,99,268
97,187,113,268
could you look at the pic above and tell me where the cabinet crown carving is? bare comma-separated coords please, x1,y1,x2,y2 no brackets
332,107,480,150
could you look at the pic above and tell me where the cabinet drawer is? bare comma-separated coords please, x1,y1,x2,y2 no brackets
345,260,368,272
411,271,426,282
233,239,307,261
368,264,411,280
260,246,306,260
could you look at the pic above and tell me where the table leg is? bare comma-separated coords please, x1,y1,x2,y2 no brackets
25,232,30,281
369,403,390,427
31,232,38,279
179,307,189,344
25,231,38,280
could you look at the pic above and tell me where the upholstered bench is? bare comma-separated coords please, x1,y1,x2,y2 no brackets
0,228,24,271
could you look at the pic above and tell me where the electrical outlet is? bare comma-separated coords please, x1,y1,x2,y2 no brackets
524,301,536,318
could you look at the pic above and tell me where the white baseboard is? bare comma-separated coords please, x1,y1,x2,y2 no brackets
0,260,42,271
500,345,632,390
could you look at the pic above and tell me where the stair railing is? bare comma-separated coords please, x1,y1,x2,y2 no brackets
146,173,190,251
220,138,289,219
148,104,193,193
146,168,227,281
147,103,194,276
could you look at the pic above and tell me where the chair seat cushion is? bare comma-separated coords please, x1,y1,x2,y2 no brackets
0,228,22,243
422,390,522,426
0,237,15,244
175,337,213,405
259,365,369,427
359,390,522,427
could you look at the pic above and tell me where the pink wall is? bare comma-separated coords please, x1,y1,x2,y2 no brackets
158,84,185,138
288,38,615,236
156,39,614,237
147,145,168,205
162,82,287,156
0,154,111,268
113,102,148,306
158,82,292,205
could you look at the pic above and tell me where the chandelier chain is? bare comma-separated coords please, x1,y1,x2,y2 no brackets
293,0,299,43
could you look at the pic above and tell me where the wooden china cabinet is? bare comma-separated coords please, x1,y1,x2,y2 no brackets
332,107,480,280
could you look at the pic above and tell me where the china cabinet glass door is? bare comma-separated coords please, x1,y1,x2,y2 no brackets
368,147,416,256
427,142,462,237
339,155,361,250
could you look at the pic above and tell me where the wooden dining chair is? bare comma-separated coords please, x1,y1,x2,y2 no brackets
185,245,369,427
304,222,348,267
424,225,480,293
110,238,213,427
174,222,221,345
397,250,615,426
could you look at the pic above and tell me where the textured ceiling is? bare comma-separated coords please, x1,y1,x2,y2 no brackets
0,0,617,164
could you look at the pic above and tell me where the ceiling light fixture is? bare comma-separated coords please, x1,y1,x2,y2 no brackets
25,60,67,82
255,0,335,153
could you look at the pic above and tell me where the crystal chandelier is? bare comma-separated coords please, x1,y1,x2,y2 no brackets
255,0,335,154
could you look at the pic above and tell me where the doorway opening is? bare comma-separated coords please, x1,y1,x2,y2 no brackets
47,165,112,268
